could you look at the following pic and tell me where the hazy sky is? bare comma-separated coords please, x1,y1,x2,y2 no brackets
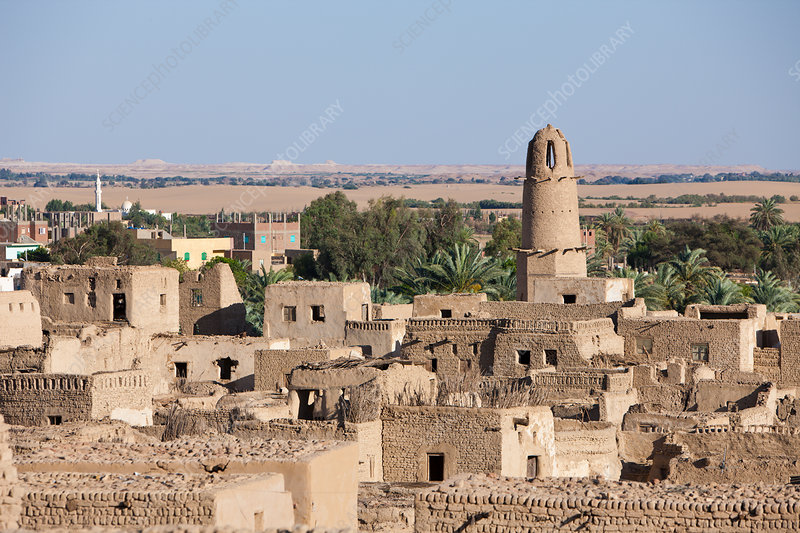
1,1,799,168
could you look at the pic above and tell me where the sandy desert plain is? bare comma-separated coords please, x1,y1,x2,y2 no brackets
6,180,800,221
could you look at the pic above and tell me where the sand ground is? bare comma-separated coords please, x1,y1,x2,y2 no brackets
4,181,800,221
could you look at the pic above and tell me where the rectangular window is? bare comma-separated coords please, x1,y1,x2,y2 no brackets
88,277,96,290
115,279,122,289
243,235,249,243
517,350,531,365
362,303,369,321
193,322,200,334
175,362,188,379
47,415,62,426
635,337,653,356
201,252,207,261
113,293,126,321
63,292,75,304
311,305,325,322
428,453,445,482
691,343,709,362
440,309,452,318
261,235,267,243
527,455,539,478
283,306,296,322
428,358,438,373
191,289,203,307
562,294,577,304
471,342,480,356
87,292,96,308
184,252,190,261
160,294,167,307
544,349,557,367
290,234,296,243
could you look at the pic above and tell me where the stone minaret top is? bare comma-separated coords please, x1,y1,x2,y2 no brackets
518,125,586,279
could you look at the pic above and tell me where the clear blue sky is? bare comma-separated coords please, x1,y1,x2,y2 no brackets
1,0,799,168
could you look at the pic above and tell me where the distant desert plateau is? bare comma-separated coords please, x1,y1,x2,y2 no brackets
3,159,800,220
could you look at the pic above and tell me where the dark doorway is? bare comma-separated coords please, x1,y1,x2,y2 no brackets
112,293,126,321
297,390,314,420
517,350,531,365
544,350,558,367
174,362,188,379
428,453,445,482
562,294,577,304
527,455,539,478
216,357,237,381
440,309,452,318
48,415,63,426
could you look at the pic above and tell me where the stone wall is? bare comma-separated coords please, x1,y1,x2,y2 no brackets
264,281,370,347
22,263,179,334
412,293,486,318
0,416,20,529
414,474,800,532
0,374,91,426
754,347,780,381
0,291,42,349
179,263,246,336
254,348,332,391
90,369,153,425
779,319,800,386
553,419,621,480
345,319,405,357
618,316,755,373
19,472,294,530
382,405,554,483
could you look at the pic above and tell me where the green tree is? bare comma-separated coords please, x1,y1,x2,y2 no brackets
751,269,796,312
203,256,251,288
423,199,472,257
750,196,785,231
242,265,294,335
396,244,505,297
667,246,720,306
50,222,157,265
300,192,360,280
24,247,51,262
484,217,521,259
700,277,750,305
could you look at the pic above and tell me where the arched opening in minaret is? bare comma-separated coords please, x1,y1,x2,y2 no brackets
546,141,556,169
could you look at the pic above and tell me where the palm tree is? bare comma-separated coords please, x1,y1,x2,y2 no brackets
750,196,785,231
751,269,796,312
644,220,666,236
668,246,720,306
701,277,750,305
392,257,435,298
612,267,665,310
244,265,293,335
596,208,632,256
489,268,517,301
371,286,409,305
424,243,505,294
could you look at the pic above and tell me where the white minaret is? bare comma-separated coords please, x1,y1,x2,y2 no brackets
95,170,102,213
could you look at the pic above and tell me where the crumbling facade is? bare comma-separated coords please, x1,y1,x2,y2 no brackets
179,262,246,335
22,257,179,333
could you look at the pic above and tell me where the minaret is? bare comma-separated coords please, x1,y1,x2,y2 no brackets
95,170,102,213
516,125,587,300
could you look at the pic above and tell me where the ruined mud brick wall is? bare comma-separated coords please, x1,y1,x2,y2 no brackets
694,379,766,412
0,374,91,426
382,405,504,483
22,264,179,333
46,323,153,378
754,347,780,381
415,474,800,533
402,318,495,376
412,293,487,318
151,334,288,394
778,319,800,386
345,319,405,357
492,318,622,376
480,300,637,324
179,263,246,336
618,316,755,372
13,436,359,530
553,419,621,479
90,369,152,421
359,482,416,533
373,303,413,320
0,416,20,529
263,281,370,346
531,369,631,398
0,291,42,349
664,430,800,484
19,472,293,530
255,349,331,391
0,346,46,374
